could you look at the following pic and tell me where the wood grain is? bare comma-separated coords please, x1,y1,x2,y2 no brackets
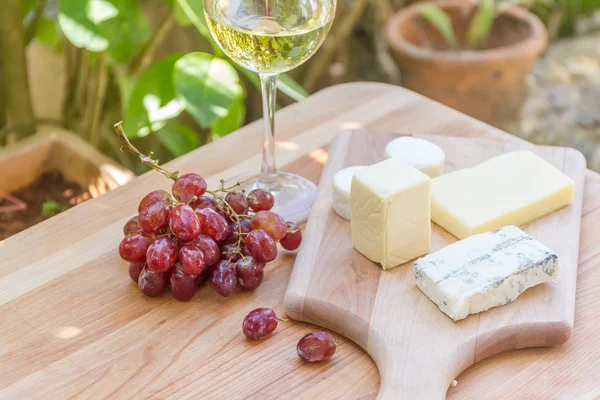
0,83,599,399
284,130,585,399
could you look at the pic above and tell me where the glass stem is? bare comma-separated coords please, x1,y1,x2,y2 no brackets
259,73,278,183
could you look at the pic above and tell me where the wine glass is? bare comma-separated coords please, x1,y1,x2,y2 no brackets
204,0,336,223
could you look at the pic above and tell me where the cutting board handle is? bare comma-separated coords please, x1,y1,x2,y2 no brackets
375,357,450,400
377,379,447,400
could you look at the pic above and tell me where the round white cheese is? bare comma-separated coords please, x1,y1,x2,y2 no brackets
384,137,445,178
332,166,366,221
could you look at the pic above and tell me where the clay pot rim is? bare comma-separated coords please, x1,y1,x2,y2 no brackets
385,0,548,63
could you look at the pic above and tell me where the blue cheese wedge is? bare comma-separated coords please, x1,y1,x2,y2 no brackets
414,226,559,321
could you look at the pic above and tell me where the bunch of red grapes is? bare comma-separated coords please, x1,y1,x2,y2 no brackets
119,172,302,301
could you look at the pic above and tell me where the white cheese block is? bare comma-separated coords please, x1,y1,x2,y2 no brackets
351,158,431,270
431,151,575,239
332,166,367,220
384,137,445,178
414,225,559,321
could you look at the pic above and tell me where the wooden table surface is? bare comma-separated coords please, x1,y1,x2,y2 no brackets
1,83,599,399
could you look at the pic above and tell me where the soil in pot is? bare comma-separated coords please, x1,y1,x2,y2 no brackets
0,171,91,240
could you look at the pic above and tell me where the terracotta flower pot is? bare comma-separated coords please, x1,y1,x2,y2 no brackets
385,0,548,128
0,126,134,195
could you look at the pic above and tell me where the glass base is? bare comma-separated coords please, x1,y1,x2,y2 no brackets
226,172,317,224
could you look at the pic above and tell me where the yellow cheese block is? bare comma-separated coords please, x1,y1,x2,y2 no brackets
431,151,575,239
351,158,431,270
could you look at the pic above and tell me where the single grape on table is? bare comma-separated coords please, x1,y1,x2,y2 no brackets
114,121,303,302
242,308,279,340
297,331,337,362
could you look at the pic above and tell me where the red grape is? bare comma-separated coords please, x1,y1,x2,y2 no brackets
169,204,201,242
236,256,264,290
172,173,207,203
220,243,241,262
242,308,278,340
247,189,274,212
119,231,154,263
179,245,206,275
129,262,146,283
297,332,337,362
138,266,169,297
245,229,278,262
170,263,197,301
197,265,212,287
123,216,140,235
138,190,172,212
146,236,178,272
195,207,230,242
225,192,248,214
224,218,252,244
280,222,302,251
138,201,170,233
190,195,217,211
250,211,286,241
210,260,237,297
188,234,220,266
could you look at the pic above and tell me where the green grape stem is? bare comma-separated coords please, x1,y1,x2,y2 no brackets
114,121,246,260
114,122,179,181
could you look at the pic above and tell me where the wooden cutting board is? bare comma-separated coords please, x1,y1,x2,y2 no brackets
284,129,586,400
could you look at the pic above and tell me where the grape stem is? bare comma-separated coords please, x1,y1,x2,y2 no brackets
215,179,244,193
286,222,299,234
114,121,180,181
206,189,246,261
114,121,247,261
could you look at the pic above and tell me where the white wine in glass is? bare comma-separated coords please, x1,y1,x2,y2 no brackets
204,0,335,224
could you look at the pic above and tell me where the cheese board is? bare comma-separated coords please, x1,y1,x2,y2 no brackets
284,129,586,399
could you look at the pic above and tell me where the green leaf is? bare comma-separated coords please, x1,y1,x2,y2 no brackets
235,67,307,101
35,18,63,51
173,52,243,127
58,0,108,52
123,54,186,138
175,0,211,42
41,200,67,218
115,71,137,114
165,0,192,26
22,0,39,18
156,124,200,156
420,4,458,48
211,96,246,137
467,0,496,49
57,0,150,63
278,73,308,101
